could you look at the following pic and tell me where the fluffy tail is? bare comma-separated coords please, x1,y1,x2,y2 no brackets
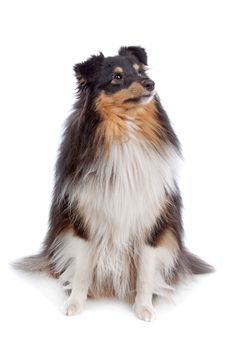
181,249,215,275
12,253,50,273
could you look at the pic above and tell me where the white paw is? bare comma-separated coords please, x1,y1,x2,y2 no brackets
133,303,155,322
61,298,85,316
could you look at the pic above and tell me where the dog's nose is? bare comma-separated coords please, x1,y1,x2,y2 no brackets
141,79,155,92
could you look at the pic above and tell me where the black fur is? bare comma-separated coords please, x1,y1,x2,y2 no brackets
74,53,104,84
147,190,183,248
154,94,181,152
118,46,148,65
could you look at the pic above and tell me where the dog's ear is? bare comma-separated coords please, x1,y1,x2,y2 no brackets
74,53,104,84
118,46,147,65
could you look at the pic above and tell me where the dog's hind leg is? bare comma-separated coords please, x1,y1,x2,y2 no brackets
60,234,94,316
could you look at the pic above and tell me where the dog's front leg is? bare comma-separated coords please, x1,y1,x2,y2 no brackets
133,228,178,321
61,237,93,316
133,245,156,322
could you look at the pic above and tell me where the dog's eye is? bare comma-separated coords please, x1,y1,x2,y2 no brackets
113,73,123,80
138,70,143,76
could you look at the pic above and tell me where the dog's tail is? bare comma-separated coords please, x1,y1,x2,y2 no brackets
12,253,50,273
180,248,215,275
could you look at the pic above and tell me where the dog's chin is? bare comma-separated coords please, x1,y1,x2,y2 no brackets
139,93,155,105
124,91,155,105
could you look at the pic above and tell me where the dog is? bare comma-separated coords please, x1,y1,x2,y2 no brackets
14,46,213,321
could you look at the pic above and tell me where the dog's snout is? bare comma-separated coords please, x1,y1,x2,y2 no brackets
141,79,155,92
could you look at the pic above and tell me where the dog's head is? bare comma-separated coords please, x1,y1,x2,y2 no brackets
74,46,155,107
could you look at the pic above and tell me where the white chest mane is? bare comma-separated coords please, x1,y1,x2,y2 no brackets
59,134,180,299
68,136,179,245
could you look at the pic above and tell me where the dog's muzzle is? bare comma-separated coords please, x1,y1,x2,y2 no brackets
140,78,155,92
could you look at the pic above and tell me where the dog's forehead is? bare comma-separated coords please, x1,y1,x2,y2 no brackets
104,55,138,72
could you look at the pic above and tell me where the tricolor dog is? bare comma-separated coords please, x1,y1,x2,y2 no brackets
15,46,213,321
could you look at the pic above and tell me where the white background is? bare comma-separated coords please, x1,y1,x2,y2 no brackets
0,0,232,349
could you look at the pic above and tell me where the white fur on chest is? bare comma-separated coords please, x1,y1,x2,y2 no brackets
73,138,179,244
60,135,180,298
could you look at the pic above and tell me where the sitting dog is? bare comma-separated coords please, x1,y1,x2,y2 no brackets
15,46,213,321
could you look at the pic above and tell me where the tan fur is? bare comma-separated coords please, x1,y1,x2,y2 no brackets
133,63,140,71
95,94,127,154
156,228,181,285
88,253,137,303
157,229,179,253
132,103,165,148
95,85,166,154
95,82,145,110
49,269,60,279
114,66,123,73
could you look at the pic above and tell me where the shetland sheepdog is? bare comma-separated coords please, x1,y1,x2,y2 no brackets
14,46,213,321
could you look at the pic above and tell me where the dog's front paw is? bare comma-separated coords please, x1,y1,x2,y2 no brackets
61,298,85,316
133,303,155,322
